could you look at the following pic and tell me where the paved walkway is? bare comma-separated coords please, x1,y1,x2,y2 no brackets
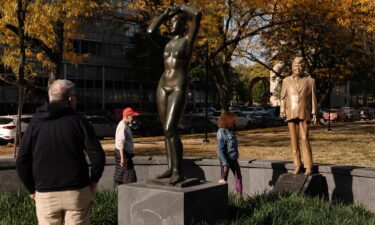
0,154,14,159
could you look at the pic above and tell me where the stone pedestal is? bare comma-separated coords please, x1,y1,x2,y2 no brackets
118,182,228,225
272,173,328,197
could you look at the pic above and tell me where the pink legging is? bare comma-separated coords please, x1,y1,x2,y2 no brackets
220,159,243,195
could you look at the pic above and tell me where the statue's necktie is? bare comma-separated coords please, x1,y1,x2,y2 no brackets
293,76,300,92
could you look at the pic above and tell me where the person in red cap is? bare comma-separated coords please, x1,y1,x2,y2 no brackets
113,107,140,185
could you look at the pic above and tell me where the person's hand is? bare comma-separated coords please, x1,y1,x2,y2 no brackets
218,179,226,184
280,112,287,120
120,156,125,167
168,4,181,17
90,182,98,195
312,114,317,125
30,193,35,200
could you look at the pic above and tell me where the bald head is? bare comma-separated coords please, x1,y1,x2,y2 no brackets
48,79,75,103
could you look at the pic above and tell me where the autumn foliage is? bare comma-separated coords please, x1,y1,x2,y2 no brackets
0,0,111,85
129,0,375,110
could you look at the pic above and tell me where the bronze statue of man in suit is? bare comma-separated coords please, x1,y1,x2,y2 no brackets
280,57,317,175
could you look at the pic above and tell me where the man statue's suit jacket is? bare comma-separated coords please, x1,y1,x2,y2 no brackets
280,75,317,121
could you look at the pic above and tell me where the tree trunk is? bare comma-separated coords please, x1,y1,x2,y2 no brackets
218,87,229,113
48,21,64,86
208,59,230,113
247,77,262,106
13,87,24,157
14,0,26,157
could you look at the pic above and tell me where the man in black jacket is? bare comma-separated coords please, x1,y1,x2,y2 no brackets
17,79,105,225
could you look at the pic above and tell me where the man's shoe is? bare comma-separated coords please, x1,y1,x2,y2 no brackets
293,167,301,175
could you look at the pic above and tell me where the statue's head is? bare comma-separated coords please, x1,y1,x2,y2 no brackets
292,57,305,76
169,13,188,35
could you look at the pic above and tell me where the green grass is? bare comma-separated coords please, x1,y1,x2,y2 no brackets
0,191,37,225
1,190,374,225
220,193,375,225
0,189,117,225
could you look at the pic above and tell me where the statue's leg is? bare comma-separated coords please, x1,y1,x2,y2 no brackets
165,88,187,184
288,121,301,174
299,120,313,174
155,85,173,179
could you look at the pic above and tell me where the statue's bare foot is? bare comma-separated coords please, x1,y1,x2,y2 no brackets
155,169,173,179
169,171,184,185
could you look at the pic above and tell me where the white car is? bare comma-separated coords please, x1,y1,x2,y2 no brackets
209,111,252,130
242,106,266,116
0,114,33,145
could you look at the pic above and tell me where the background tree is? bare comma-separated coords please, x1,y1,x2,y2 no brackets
0,0,112,87
235,63,269,106
129,0,287,112
0,0,30,155
259,0,375,106
129,0,375,110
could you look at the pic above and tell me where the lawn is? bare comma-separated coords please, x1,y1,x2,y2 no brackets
1,189,374,225
1,121,375,167
125,121,375,168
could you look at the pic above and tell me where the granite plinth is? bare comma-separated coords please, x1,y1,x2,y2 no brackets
272,173,328,197
118,181,227,225
146,177,202,187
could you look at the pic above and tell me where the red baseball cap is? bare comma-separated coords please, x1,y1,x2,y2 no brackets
122,107,140,117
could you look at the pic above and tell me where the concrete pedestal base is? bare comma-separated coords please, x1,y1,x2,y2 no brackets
272,173,328,197
118,182,228,225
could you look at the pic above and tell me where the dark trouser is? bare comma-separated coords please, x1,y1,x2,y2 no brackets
114,149,137,185
220,159,243,195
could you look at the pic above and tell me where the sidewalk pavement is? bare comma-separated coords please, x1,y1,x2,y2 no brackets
0,154,14,159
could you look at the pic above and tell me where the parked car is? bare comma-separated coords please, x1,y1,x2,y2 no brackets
322,109,346,122
189,107,217,117
339,107,360,121
0,114,33,145
358,107,375,120
264,107,286,127
85,115,117,139
209,111,252,130
130,113,164,137
252,111,285,127
266,107,281,117
244,114,264,128
242,106,266,116
178,115,213,134
229,106,241,113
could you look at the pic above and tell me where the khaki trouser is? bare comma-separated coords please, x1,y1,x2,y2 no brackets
35,186,92,225
287,120,313,169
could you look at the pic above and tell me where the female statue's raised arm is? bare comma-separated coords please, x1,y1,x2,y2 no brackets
180,5,202,55
146,8,171,47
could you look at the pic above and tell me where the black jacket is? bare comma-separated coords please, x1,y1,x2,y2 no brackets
16,103,105,193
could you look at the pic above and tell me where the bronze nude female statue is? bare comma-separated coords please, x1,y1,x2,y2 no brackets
147,3,201,184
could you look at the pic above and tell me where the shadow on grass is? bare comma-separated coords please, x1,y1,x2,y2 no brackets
215,192,375,225
241,137,289,147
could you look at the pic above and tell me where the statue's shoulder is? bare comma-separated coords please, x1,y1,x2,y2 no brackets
283,76,293,82
307,76,315,82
